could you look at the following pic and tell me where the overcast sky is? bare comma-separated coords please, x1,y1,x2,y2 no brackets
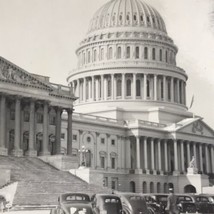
0,0,214,128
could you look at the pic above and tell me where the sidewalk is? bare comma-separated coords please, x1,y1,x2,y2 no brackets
3,210,50,214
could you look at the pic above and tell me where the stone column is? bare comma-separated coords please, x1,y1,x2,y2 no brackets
67,108,73,156
163,76,167,101
187,141,191,164
55,107,63,155
40,101,50,156
154,75,157,101
157,139,162,173
0,94,8,155
170,77,174,102
122,73,125,99
125,137,131,170
173,139,179,174
144,137,149,174
193,142,197,167
76,79,80,102
12,96,23,157
104,76,107,100
211,146,214,173
26,99,37,157
135,136,142,174
144,74,147,100
199,143,203,173
151,138,155,173
111,74,114,100
180,140,185,172
92,76,95,101
205,145,210,173
101,75,104,100
176,79,180,103
133,73,136,99
164,140,168,172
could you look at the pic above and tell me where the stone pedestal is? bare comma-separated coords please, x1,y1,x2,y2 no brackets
11,149,23,157
39,151,51,156
145,169,150,175
187,167,198,174
173,170,180,176
0,148,8,156
135,169,142,174
25,150,37,157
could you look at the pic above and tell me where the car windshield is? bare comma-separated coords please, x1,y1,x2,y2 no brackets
177,196,193,202
128,196,147,207
103,197,122,211
62,194,90,203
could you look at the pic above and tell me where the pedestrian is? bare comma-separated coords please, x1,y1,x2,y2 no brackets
165,188,180,214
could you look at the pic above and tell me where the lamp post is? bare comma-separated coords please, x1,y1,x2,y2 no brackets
78,145,88,167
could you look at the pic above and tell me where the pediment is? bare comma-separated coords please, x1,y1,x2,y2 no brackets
177,119,214,137
0,57,52,91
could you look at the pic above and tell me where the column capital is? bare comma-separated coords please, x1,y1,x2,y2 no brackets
66,108,74,114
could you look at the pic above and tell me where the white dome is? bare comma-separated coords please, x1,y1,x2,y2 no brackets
88,0,167,34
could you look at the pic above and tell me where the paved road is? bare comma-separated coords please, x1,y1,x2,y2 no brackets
5,211,50,214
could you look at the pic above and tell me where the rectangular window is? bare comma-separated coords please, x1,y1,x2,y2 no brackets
73,135,77,141
61,133,65,140
111,157,115,169
24,111,30,122
103,177,108,187
111,139,115,146
101,138,105,144
50,115,56,125
10,109,15,120
112,180,116,190
101,156,105,169
37,113,43,123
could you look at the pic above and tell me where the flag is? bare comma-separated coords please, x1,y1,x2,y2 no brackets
189,95,194,109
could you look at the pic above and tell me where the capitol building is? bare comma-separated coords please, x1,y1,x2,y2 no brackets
0,0,214,196
66,0,214,193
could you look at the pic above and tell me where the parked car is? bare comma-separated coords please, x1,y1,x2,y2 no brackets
51,193,93,214
176,194,197,213
143,195,166,214
191,194,213,213
143,194,168,213
91,193,123,214
118,193,150,214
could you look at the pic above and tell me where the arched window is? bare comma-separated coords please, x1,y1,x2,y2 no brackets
117,46,122,59
116,79,122,97
152,48,156,60
157,182,161,193
140,15,143,22
108,47,113,59
130,181,135,193
126,79,131,96
144,47,148,59
136,79,141,96
93,49,97,62
87,51,91,63
165,50,168,63
159,49,162,61
107,79,111,97
127,15,130,21
150,182,154,193
126,46,130,58
134,15,137,21
147,80,150,97
136,46,139,59
143,182,147,193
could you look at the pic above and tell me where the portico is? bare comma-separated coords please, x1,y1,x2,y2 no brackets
0,56,76,157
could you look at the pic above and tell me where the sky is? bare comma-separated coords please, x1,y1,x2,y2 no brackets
0,0,214,128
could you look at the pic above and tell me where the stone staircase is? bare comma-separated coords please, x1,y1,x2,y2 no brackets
0,156,110,206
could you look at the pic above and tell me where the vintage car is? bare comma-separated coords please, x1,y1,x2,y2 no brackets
91,193,123,214
118,193,150,214
51,193,93,214
191,194,214,213
176,194,197,213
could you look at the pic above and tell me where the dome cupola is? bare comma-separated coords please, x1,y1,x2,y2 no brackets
88,0,167,34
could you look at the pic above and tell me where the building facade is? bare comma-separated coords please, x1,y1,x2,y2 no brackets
66,0,214,193
0,56,75,157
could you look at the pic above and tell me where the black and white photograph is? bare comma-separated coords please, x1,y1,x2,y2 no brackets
0,0,214,213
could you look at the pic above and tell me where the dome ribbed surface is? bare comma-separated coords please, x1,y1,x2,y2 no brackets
88,0,167,33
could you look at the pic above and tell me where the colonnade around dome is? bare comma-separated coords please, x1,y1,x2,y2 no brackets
71,73,186,106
